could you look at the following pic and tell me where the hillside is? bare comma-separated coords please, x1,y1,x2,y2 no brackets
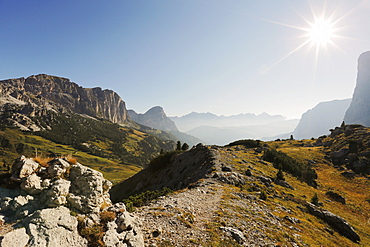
111,128,370,246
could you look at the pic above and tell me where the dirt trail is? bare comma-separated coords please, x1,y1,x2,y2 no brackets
135,178,223,246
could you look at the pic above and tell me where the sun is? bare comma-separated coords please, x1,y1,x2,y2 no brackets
306,18,336,47
258,1,361,74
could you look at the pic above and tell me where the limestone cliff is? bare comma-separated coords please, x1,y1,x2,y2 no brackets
293,99,351,139
0,74,128,126
344,51,370,125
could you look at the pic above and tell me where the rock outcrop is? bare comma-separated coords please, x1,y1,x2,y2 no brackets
0,156,143,247
344,51,370,126
306,202,360,242
0,74,129,130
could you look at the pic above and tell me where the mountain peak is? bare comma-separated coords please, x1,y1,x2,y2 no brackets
145,106,166,116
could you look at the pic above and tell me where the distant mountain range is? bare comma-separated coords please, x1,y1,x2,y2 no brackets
128,107,202,146
167,112,298,145
170,112,287,132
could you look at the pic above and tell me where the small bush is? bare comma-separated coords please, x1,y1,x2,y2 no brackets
260,190,267,200
123,187,173,212
33,156,53,167
64,154,77,164
148,151,180,172
226,139,261,148
100,210,116,224
79,224,105,247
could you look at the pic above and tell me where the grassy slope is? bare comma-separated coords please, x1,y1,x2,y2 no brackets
212,140,370,246
0,128,141,183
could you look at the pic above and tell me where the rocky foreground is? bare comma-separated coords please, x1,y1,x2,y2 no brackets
0,156,143,246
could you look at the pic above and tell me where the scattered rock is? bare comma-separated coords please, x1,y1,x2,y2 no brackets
325,191,346,204
306,202,360,242
258,176,273,187
274,179,294,190
341,171,356,179
216,172,246,186
284,215,301,224
220,227,246,244
221,165,232,172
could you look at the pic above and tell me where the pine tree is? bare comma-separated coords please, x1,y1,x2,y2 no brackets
176,141,181,151
276,168,285,181
181,143,189,151
311,192,319,206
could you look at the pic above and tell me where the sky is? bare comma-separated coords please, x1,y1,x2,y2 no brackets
1,0,370,119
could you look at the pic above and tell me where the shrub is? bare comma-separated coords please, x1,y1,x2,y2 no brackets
260,190,267,200
123,187,172,212
181,143,189,151
262,148,317,187
100,210,116,224
148,151,180,172
226,139,261,148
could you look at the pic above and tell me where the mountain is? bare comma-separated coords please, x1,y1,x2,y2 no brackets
128,106,202,146
128,106,178,132
344,51,370,125
292,99,352,140
170,112,286,132
0,74,175,181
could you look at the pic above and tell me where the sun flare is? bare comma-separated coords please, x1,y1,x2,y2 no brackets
306,18,336,47
259,0,363,75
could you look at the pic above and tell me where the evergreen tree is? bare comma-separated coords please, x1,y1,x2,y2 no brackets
311,192,319,206
176,141,181,151
276,167,285,181
181,143,189,151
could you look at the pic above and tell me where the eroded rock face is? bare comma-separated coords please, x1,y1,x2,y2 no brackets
0,156,144,247
0,74,129,130
344,51,370,126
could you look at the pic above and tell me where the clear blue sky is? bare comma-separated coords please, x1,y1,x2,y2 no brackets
1,0,369,119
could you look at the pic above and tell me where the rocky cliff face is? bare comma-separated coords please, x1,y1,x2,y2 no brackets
293,99,351,139
128,106,178,132
344,51,370,125
0,74,128,127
